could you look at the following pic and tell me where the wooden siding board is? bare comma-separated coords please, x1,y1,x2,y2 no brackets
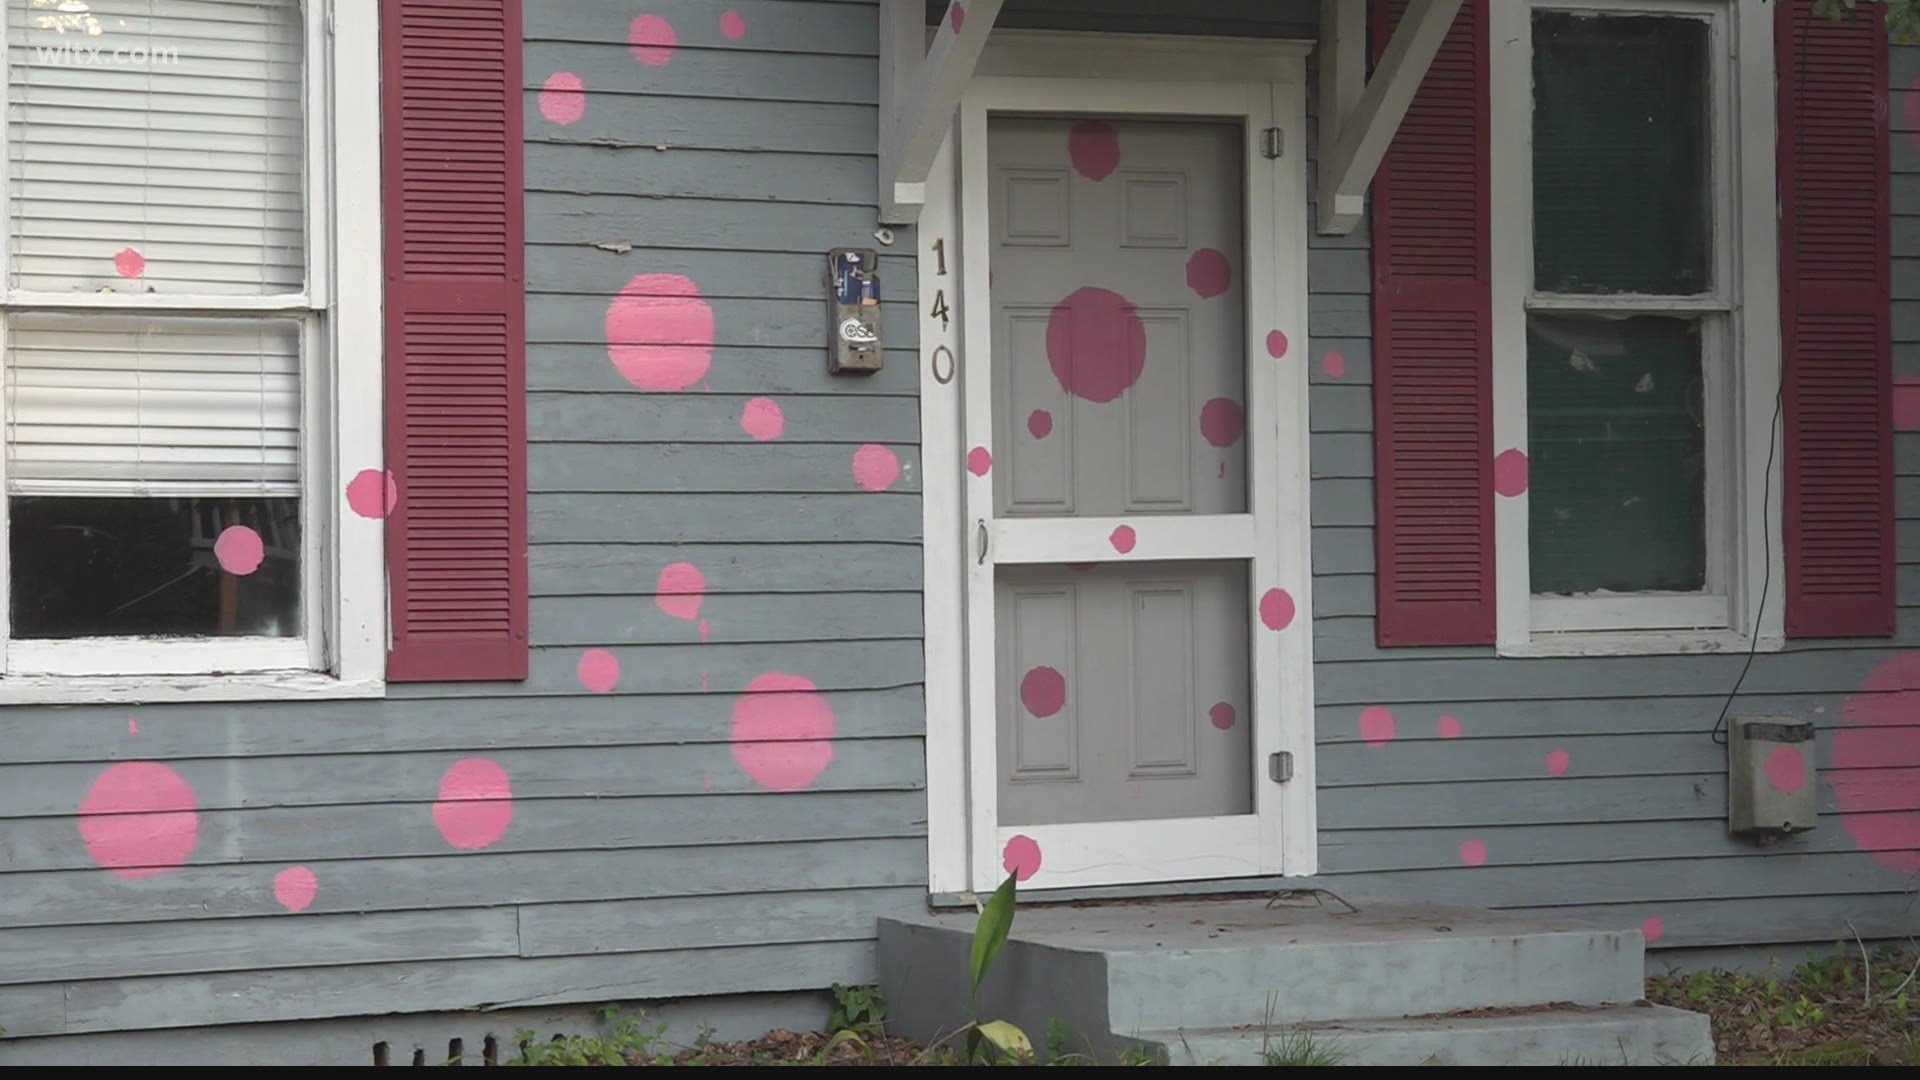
531,592,924,645
529,344,923,395
532,0,879,53
525,394,922,447
528,493,924,545
529,543,924,596
516,887,928,958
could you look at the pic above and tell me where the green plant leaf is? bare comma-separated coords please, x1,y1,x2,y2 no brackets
970,871,1019,995
979,1019,1033,1061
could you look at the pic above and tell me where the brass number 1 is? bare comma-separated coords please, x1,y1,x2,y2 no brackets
932,237,948,276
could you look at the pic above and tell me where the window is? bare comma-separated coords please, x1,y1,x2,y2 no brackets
1490,0,1783,654
0,0,382,698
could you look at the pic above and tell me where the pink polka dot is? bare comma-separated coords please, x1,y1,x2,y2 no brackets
1546,748,1570,776
740,396,784,441
78,762,198,880
1020,666,1067,718
127,717,138,735
1002,833,1041,882
1068,120,1121,181
273,866,318,913
1493,449,1529,498
719,10,746,39
1893,375,1920,431
1321,350,1347,380
1641,916,1665,944
655,561,706,622
1199,398,1245,448
1835,654,1920,873
345,468,397,519
1046,287,1146,403
1458,838,1488,867
731,672,837,792
1765,744,1807,794
1266,330,1289,359
1437,715,1462,739
606,273,714,391
433,758,513,850
1109,525,1137,554
114,247,144,278
947,1,966,33
629,14,677,66
1186,249,1231,299
967,446,993,476
852,444,901,492
1209,702,1236,731
1259,588,1296,631
1027,409,1054,440
576,649,619,693
1359,706,1396,747
214,525,264,575
538,71,585,126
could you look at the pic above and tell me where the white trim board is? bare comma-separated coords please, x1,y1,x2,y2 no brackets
917,32,1316,896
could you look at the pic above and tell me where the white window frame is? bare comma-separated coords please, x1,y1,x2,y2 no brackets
0,0,384,703
1489,0,1784,658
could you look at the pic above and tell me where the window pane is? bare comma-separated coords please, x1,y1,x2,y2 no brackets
7,0,305,294
1532,12,1709,295
1527,314,1706,595
11,494,299,638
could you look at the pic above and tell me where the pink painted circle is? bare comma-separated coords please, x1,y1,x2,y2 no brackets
1020,666,1067,718
1027,409,1054,440
214,525,264,575
346,468,398,520
434,758,514,850
655,561,706,622
731,672,837,792
577,648,620,693
1259,588,1296,631
1458,838,1488,867
852,444,901,492
539,71,586,126
740,397,784,441
1002,833,1042,882
274,866,318,913
1321,350,1347,380
1266,330,1289,359
1765,744,1807,794
1893,375,1920,432
1493,449,1529,498
1199,398,1245,448
1109,524,1137,554
1835,653,1920,873
1546,748,1571,776
1641,916,1665,944
1186,249,1231,299
629,14,678,66
720,10,747,40
1068,120,1121,181
1047,286,1147,403
1209,702,1236,731
606,273,715,391
1359,706,1396,747
947,1,966,33
1437,715,1462,739
78,761,199,879
114,247,145,278
967,446,993,477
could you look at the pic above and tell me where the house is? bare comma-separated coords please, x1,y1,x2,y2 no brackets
0,0,1915,1065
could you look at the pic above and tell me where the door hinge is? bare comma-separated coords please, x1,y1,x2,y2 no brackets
1262,127,1284,160
1268,751,1294,783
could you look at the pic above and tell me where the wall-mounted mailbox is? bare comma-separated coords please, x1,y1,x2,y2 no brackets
827,247,883,375
1727,716,1817,837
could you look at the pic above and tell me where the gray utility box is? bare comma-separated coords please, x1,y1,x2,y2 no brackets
1727,716,1817,836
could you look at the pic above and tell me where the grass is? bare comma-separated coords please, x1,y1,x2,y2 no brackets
1649,943,1920,1066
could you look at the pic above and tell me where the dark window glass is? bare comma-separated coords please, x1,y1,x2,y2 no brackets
11,496,300,638
1527,314,1707,595
1532,12,1711,295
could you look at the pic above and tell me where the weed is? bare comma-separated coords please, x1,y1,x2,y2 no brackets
1261,1027,1345,1066
509,1007,670,1066
829,983,888,1037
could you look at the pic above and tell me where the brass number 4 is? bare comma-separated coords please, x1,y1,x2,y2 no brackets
930,289,951,331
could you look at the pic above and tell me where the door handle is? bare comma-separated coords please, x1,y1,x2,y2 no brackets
976,519,988,566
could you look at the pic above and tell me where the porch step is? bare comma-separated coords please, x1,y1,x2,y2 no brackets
1151,1003,1714,1067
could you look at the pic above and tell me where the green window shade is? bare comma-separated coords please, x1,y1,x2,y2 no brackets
1527,314,1707,595
1532,12,1710,295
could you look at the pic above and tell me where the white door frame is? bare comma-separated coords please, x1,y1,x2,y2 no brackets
918,32,1317,896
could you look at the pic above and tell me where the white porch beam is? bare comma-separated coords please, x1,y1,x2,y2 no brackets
1316,0,1463,235
879,0,1006,224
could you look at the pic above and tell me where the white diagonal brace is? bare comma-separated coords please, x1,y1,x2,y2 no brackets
879,0,1006,224
1316,0,1464,235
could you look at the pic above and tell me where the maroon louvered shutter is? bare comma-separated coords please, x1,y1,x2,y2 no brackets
381,0,529,680
1777,1,1893,639
1369,0,1493,646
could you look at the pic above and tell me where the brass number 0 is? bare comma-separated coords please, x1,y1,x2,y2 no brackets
931,345,956,385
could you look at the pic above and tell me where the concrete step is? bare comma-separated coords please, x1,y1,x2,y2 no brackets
1151,1004,1715,1066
